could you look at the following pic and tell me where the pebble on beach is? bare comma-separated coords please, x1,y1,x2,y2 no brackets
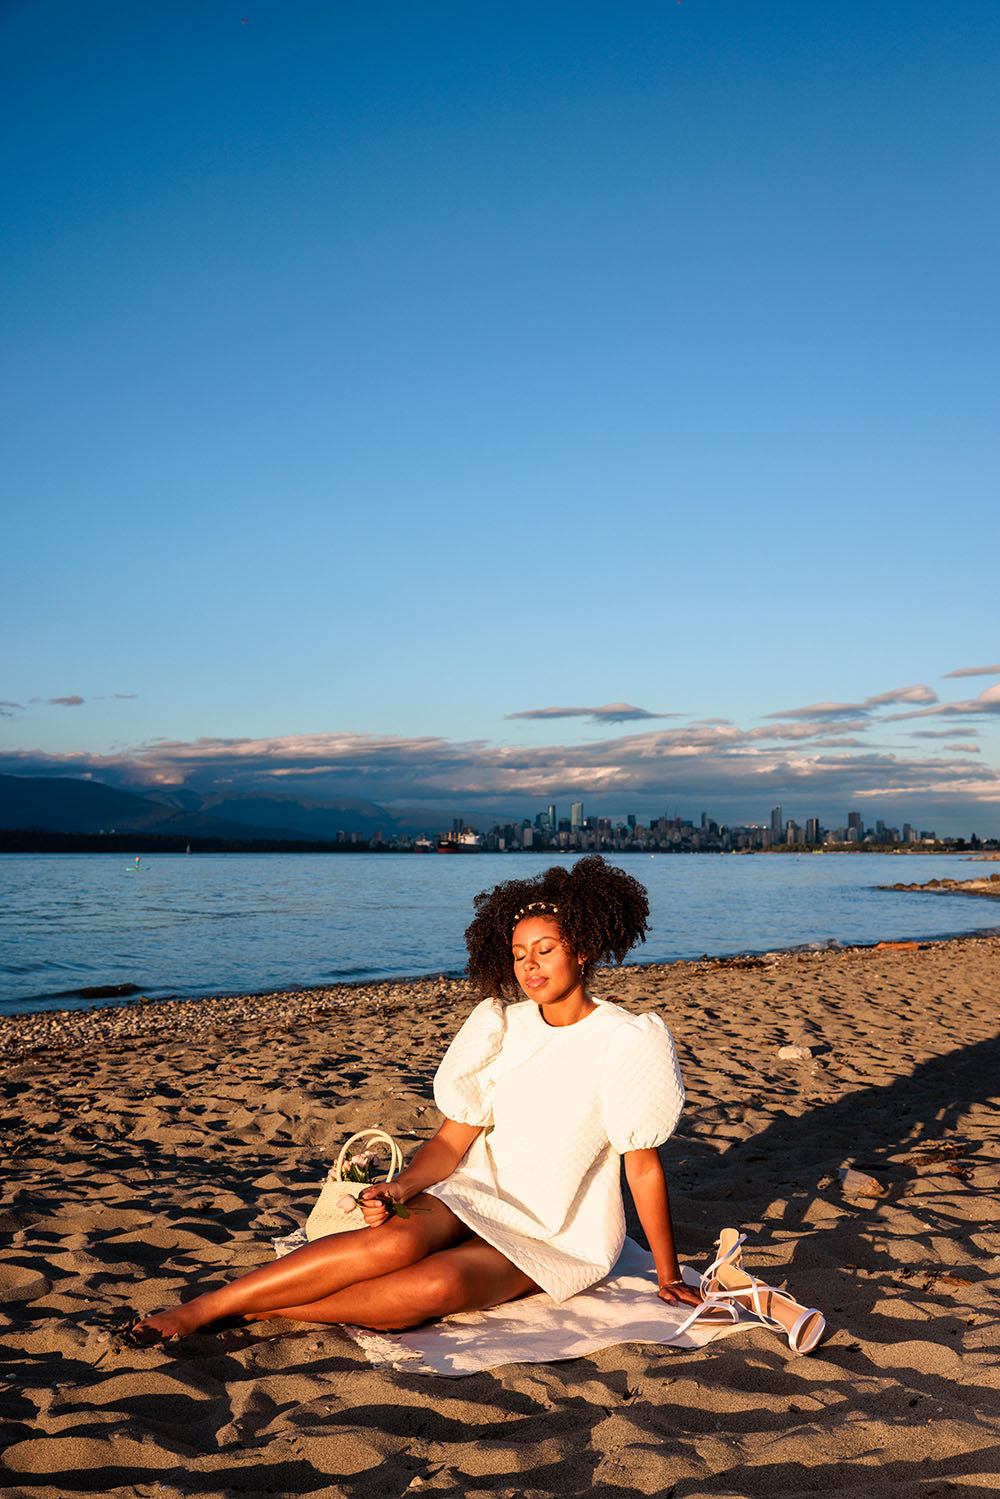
777,1043,814,1061
837,1167,887,1198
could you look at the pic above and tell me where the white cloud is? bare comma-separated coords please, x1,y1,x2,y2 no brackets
853,775,1000,803
766,684,937,721
943,663,1000,679
747,720,870,740
764,701,866,722
2,726,995,824
507,702,677,724
863,684,938,708
807,736,870,748
883,683,1000,722
1,671,995,831
910,729,980,740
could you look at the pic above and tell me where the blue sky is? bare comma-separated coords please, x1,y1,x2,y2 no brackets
3,0,998,833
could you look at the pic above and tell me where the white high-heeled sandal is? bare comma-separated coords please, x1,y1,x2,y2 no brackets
674,1229,826,1355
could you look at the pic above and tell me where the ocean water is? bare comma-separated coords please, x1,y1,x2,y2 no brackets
1,851,996,1016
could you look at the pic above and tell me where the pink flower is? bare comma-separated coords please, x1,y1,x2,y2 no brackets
337,1193,359,1213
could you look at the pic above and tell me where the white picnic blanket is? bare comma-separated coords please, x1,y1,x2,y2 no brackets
338,1238,754,1376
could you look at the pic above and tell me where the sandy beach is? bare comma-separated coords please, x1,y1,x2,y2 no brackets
2,935,999,1498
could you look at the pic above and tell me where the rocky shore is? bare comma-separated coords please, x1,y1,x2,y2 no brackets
878,874,1000,899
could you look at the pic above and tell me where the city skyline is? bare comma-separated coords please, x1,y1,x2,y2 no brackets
10,768,988,854
429,797,954,846
3,3,998,836
2,661,999,836
434,801,954,849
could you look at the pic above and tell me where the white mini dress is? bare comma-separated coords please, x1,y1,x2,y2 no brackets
425,997,685,1302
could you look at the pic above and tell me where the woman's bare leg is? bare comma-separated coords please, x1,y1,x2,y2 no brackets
253,1237,539,1331
132,1195,467,1340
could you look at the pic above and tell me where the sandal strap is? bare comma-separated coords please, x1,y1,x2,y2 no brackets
701,1235,796,1332
671,1289,741,1341
788,1306,825,1354
692,1232,827,1354
697,1232,748,1300
711,1273,789,1329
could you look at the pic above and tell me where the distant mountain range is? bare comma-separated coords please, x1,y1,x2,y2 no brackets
0,775,393,841
0,775,504,842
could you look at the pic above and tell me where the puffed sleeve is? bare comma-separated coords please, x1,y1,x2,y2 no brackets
601,1013,685,1154
432,998,507,1127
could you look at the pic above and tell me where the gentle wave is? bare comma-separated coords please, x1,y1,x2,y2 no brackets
1,851,997,1016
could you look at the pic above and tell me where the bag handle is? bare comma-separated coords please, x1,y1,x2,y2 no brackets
334,1128,403,1185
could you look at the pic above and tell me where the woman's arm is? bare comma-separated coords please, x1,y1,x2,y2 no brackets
624,1147,701,1306
359,1118,481,1226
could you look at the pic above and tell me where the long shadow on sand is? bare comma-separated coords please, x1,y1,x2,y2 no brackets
659,1024,1000,1255
607,1025,1000,1499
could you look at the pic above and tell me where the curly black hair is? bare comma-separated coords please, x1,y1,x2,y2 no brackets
464,854,649,999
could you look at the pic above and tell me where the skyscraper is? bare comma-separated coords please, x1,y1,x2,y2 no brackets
570,802,583,831
547,804,557,831
770,806,783,839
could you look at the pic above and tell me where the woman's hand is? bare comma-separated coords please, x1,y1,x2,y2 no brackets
357,1182,409,1229
657,1275,702,1308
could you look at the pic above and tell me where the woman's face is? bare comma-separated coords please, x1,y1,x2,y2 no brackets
511,916,585,1005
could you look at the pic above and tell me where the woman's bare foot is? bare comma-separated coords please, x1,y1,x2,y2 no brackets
130,1295,216,1344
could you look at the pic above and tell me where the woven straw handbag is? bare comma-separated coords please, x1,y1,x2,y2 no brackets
304,1128,404,1241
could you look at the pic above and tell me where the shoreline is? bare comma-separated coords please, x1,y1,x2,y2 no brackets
877,875,1000,899
8,849,1000,1025
3,923,1000,1063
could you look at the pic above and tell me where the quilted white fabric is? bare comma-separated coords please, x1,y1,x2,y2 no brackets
426,998,685,1302
343,1244,751,1376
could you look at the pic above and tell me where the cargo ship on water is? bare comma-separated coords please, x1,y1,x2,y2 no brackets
436,828,482,853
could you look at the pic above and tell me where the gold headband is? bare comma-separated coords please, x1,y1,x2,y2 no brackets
512,901,560,929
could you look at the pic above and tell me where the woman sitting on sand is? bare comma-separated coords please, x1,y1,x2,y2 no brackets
133,855,699,1342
